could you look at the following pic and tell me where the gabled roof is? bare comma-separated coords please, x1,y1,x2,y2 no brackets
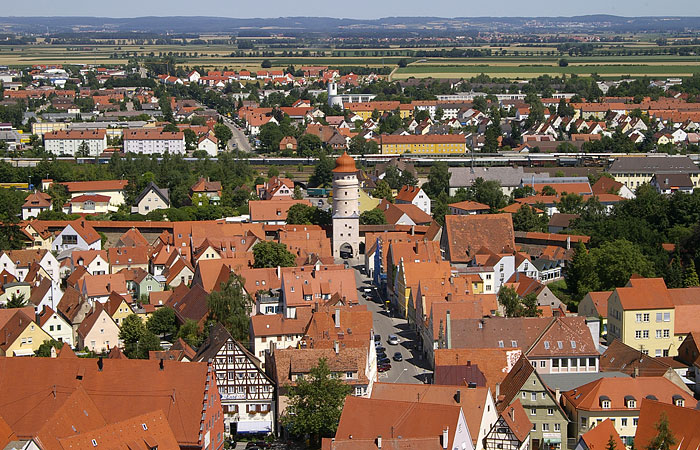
578,418,624,450
380,200,433,226
499,399,532,443
614,277,673,310
116,227,150,247
61,180,128,193
591,177,623,195
443,214,515,263
76,303,115,339
496,355,536,411
599,339,670,376
448,200,490,213
64,220,101,244
635,399,700,450
133,182,170,207
582,291,612,318
395,185,424,202
563,376,694,412
434,348,521,395
22,191,51,209
168,284,209,324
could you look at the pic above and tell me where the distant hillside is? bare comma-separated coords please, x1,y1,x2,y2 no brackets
1,15,700,35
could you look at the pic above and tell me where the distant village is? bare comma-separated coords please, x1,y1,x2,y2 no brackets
0,61,699,450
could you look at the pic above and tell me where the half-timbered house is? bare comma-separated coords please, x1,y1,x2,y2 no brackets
194,323,276,436
485,399,532,450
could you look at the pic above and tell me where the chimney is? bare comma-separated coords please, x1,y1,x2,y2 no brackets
445,310,452,350
495,382,500,399
454,390,461,404
509,407,515,422
555,388,561,402
160,358,164,371
377,436,382,449
633,367,639,378
335,308,341,328
566,236,571,250
97,356,103,371
277,265,281,279
442,427,449,450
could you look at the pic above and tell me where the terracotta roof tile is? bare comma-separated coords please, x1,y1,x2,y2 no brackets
635,399,700,450
443,214,515,263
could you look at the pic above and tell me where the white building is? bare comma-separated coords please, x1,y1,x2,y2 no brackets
123,129,185,155
44,130,107,156
37,305,74,347
197,135,219,156
395,185,431,215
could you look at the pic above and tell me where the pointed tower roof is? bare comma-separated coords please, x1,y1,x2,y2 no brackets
333,151,357,173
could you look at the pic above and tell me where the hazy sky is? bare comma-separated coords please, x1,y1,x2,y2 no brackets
5,0,699,18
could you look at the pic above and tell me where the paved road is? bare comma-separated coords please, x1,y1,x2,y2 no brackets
223,118,254,153
348,259,432,385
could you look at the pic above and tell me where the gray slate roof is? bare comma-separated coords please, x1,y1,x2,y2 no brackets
449,166,532,188
609,156,700,174
540,372,629,392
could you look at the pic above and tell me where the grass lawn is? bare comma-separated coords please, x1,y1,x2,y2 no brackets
547,279,578,313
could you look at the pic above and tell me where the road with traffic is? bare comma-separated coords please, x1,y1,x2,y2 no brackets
223,118,254,153
349,260,432,384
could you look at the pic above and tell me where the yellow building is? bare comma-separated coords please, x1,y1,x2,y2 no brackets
606,278,677,357
608,156,700,191
31,122,69,138
105,292,134,327
392,259,452,319
0,308,53,357
380,134,466,155
358,189,380,213
345,101,413,120
23,222,54,250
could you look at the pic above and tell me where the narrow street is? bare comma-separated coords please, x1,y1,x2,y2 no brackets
348,259,432,385
223,118,254,153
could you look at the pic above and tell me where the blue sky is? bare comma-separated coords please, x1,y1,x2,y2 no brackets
5,0,699,18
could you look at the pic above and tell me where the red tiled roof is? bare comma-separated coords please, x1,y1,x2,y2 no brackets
443,214,515,263
579,418,625,450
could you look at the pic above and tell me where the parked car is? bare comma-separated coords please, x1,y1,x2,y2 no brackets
375,345,386,353
378,364,391,373
388,334,399,345
378,357,391,365
374,334,381,342
393,352,403,362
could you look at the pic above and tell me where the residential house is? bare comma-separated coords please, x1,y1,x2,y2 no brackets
198,134,219,156
72,250,109,275
562,377,695,447
395,185,431,215
495,356,569,450
36,305,73,347
0,307,53,357
194,323,276,436
279,136,297,152
52,220,102,251
76,302,121,353
379,200,434,226
634,399,700,450
190,177,222,206
103,292,134,326
651,173,695,194
441,214,516,264
608,156,700,191
123,129,186,155
504,273,565,312
249,199,312,225
131,182,170,215
79,272,128,304
591,177,636,200
279,265,358,319
0,356,224,450
62,180,128,207
370,382,498,450
484,400,532,450
449,200,490,215
115,227,150,248
121,268,161,300
108,246,149,273
44,129,107,156
449,167,529,197
256,176,294,200
433,347,523,394
65,194,113,215
574,419,624,450
21,192,52,220
249,312,309,362
380,134,466,155
578,292,612,336
328,396,473,450
606,277,677,357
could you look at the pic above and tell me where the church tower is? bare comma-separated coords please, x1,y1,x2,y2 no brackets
332,151,360,259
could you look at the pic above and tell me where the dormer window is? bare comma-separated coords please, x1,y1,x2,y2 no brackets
673,395,685,407
625,395,636,408
600,395,611,409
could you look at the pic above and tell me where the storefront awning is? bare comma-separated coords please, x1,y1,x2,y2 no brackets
236,420,272,434
13,348,34,357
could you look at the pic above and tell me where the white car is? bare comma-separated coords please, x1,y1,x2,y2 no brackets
388,334,399,345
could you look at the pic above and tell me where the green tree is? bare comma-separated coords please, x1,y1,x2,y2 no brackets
146,306,178,337
36,339,64,357
253,241,296,268
261,59,272,69
207,274,253,342
483,123,502,152
667,251,684,288
360,208,386,225
162,122,180,133
297,134,322,157
498,286,522,317
7,293,27,308
422,162,450,199
0,188,27,223
281,358,352,446
684,260,700,287
76,141,91,157
592,239,655,291
372,179,393,202
119,314,146,358
292,185,304,200
522,292,542,317
606,435,617,450
512,204,548,232
566,241,600,300
135,330,162,359
646,412,676,450
213,123,232,150
468,178,507,210
558,193,584,214
183,128,198,150
309,154,334,187
541,185,557,196
177,319,203,348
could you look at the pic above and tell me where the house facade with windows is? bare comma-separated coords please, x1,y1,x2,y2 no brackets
37,305,73,347
496,356,569,450
484,399,532,450
562,377,695,448
123,129,186,155
194,323,276,436
606,278,676,357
